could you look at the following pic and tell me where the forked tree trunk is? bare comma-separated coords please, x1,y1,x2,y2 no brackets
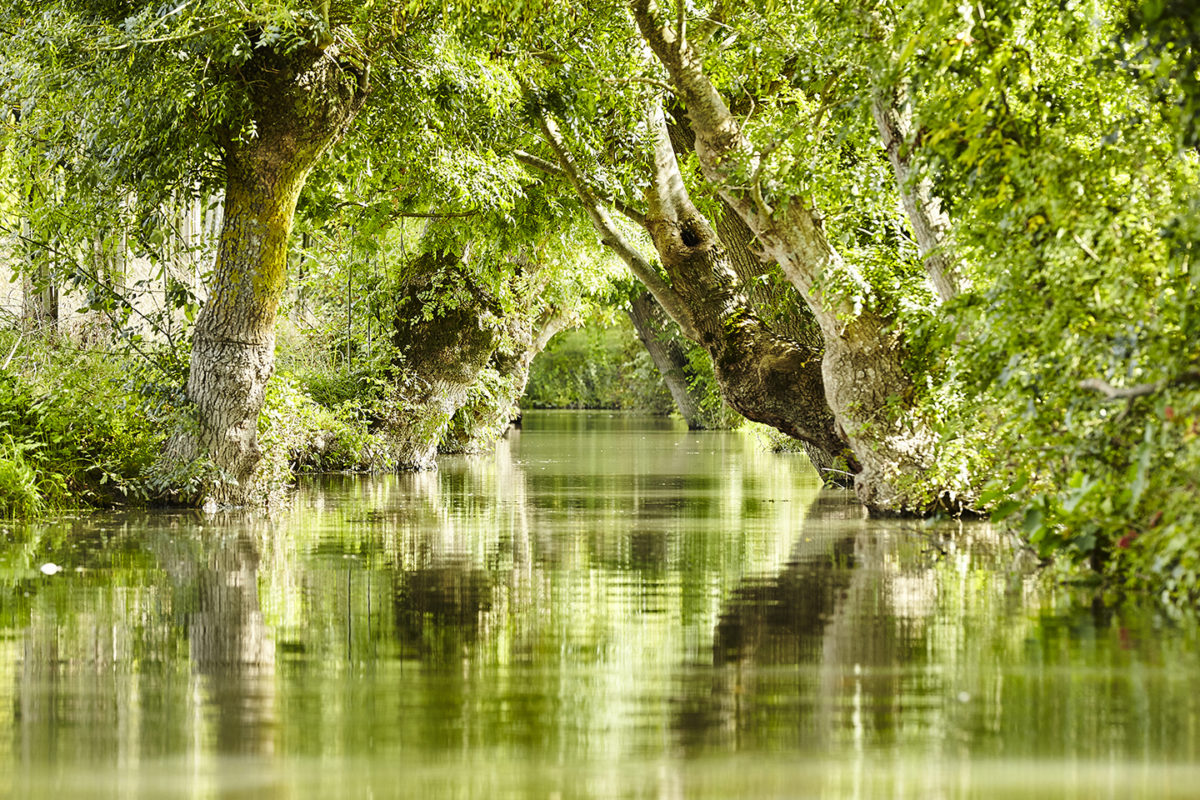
666,114,825,352
632,0,945,511
642,105,854,475
162,41,368,505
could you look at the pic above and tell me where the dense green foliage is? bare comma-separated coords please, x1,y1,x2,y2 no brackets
0,328,398,515
0,334,164,514
1,0,1199,602
524,319,675,412
883,0,1200,598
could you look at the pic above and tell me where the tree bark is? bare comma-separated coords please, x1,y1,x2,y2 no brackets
533,105,855,479
632,0,941,511
642,103,854,475
626,291,707,428
441,308,570,453
871,85,961,303
384,251,504,468
666,113,824,352
162,41,368,505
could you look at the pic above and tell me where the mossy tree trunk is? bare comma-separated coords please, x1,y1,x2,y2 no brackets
384,251,505,469
441,308,569,454
163,41,368,505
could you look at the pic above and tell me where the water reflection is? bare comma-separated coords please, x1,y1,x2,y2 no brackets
2,412,1199,798
183,532,276,758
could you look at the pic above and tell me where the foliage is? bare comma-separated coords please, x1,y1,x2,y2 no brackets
4,0,1200,606
895,0,1200,598
681,342,744,431
524,319,674,412
258,373,395,484
0,332,172,513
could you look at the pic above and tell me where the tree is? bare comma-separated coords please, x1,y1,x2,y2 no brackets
629,0,955,510
520,98,855,478
3,1,383,503
163,36,368,501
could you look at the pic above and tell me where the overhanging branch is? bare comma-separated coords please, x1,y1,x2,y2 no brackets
530,105,698,338
513,149,646,228
1079,370,1200,401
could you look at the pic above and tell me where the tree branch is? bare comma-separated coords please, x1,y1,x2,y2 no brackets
333,199,479,220
1079,370,1200,401
513,149,647,227
532,106,698,338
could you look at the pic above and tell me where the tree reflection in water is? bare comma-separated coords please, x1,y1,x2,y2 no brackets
3,412,1200,799
183,530,276,757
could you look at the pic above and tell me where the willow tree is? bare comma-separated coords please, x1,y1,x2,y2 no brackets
172,38,369,502
627,0,962,511
0,2,417,503
524,105,854,475
499,6,856,476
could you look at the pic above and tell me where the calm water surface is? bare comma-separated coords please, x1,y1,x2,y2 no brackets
1,411,1198,798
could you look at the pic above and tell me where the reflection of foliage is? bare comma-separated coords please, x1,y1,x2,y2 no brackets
395,562,494,662
6,423,1200,784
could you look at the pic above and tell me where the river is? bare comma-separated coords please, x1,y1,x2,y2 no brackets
1,411,1198,798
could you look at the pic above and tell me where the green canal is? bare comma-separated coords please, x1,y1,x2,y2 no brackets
1,412,1198,798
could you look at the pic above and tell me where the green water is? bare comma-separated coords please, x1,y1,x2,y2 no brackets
1,411,1198,798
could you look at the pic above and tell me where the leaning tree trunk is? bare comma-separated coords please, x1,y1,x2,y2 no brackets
383,251,504,469
632,0,944,512
441,308,570,454
162,41,368,505
871,85,961,303
665,113,825,354
533,110,855,480
627,291,708,429
641,105,854,475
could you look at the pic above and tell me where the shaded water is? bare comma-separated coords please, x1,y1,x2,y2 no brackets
2,411,1199,798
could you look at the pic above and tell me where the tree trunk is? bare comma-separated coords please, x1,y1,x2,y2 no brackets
20,192,57,334
871,86,961,303
535,108,855,479
21,259,57,334
632,1,943,511
626,291,707,429
643,103,854,474
384,251,504,469
162,42,368,505
666,113,825,353
441,308,570,454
